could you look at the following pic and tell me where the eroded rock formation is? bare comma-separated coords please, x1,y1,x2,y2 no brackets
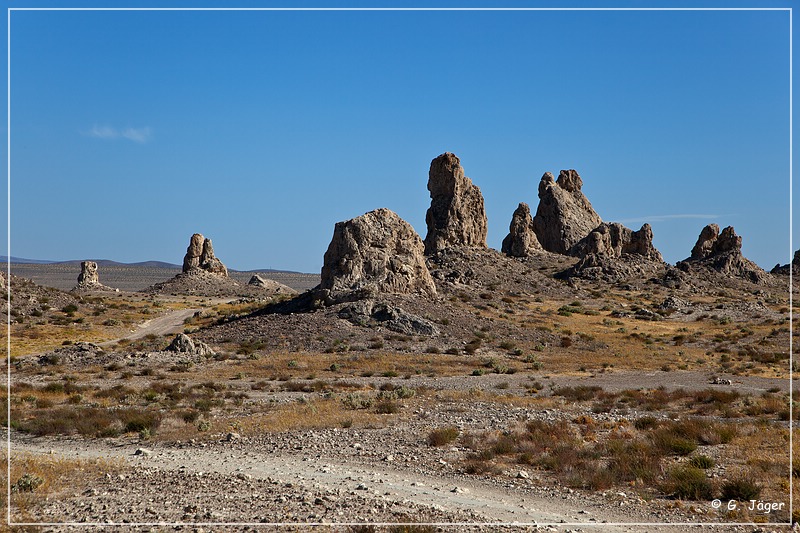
501,203,542,257
73,261,116,292
532,170,602,255
570,223,662,262
183,233,228,276
321,208,436,299
680,224,766,283
423,152,488,255
77,261,100,286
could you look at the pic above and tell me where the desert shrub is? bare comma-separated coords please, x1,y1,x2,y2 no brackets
634,416,659,430
12,473,43,493
428,426,459,446
720,477,761,501
465,339,482,355
604,438,663,483
552,385,602,402
375,399,399,414
689,455,715,469
342,393,373,410
651,429,697,456
17,407,161,438
663,465,713,500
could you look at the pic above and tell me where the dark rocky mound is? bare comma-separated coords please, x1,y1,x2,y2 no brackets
770,249,800,276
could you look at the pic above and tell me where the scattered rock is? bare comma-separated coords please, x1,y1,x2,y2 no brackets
246,274,297,296
167,333,215,357
337,299,440,336
423,152,488,255
659,296,691,311
532,170,602,255
182,233,228,277
501,203,542,257
710,377,733,385
321,208,436,300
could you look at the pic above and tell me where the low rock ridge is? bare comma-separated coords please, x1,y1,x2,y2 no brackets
570,222,663,262
770,249,800,276
338,300,440,336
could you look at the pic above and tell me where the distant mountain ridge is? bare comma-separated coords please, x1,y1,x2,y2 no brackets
1,256,308,275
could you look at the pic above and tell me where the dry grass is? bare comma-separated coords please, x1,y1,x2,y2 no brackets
3,451,123,523
7,294,198,357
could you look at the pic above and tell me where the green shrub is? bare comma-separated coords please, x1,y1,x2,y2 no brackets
663,466,713,500
720,477,761,501
689,455,715,469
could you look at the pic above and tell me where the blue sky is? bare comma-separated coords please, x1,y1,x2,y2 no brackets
4,3,794,273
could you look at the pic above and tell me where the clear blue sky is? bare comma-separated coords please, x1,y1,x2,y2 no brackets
4,3,794,273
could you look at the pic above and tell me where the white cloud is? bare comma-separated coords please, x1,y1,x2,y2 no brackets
121,127,152,143
615,214,725,224
87,124,152,143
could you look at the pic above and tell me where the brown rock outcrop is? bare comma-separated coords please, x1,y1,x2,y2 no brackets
570,223,662,262
182,233,228,276
501,203,542,257
321,208,437,299
680,224,765,283
423,152,488,255
532,170,602,255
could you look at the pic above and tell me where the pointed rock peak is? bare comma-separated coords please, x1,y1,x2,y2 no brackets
322,208,437,300
502,202,542,258
428,152,465,196
556,169,583,193
533,169,602,255
538,172,556,195
424,152,488,255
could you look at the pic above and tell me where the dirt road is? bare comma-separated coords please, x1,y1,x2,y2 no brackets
13,434,711,531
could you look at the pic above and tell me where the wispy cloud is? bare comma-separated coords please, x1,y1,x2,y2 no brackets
615,214,728,224
87,124,152,143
